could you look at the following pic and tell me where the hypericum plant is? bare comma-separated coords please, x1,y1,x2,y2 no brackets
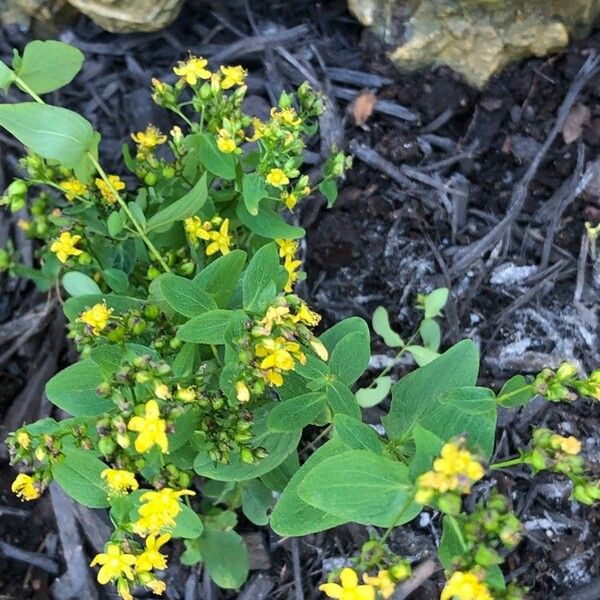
1,40,599,600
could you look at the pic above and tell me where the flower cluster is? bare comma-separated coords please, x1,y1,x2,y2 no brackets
415,439,485,512
441,570,492,600
184,215,232,256
320,567,375,600
233,294,327,402
533,362,600,402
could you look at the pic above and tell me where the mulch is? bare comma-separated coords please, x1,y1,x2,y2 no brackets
0,0,599,598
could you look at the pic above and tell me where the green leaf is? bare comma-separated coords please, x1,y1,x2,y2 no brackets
261,451,299,493
268,392,327,431
52,448,109,508
236,203,305,240
297,449,420,526
497,375,533,408
329,331,371,385
194,405,300,481
241,480,273,526
270,437,349,536
356,376,392,408
319,179,338,208
423,288,449,319
197,528,249,588
0,103,96,169
62,272,102,297
294,355,329,382
320,317,370,354
372,306,403,347
409,425,444,481
176,309,236,344
88,344,127,376
486,565,506,590
242,242,280,312
63,294,144,322
15,40,84,94
195,133,236,180
107,211,124,237
242,172,267,215
0,60,14,92
193,249,247,308
157,273,217,318
145,172,208,233
169,408,200,452
438,515,469,569
326,379,361,419
405,345,440,366
172,343,197,378
46,359,113,417
419,318,441,351
102,268,129,294
171,504,204,539
333,414,383,454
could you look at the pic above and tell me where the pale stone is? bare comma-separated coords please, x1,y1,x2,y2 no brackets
349,0,600,88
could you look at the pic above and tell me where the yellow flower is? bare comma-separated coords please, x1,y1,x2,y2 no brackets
50,231,83,263
282,191,298,210
553,434,581,455
147,579,167,595
134,488,195,536
11,473,39,501
319,568,375,600
275,238,298,259
216,129,237,154
90,544,136,585
59,178,87,201
79,303,113,336
206,218,232,256
173,55,211,85
127,400,169,454
16,431,30,449
184,216,212,245
271,106,302,127
154,383,171,400
131,125,167,151
136,533,170,572
256,336,304,371
101,469,139,496
260,305,291,331
293,302,321,327
284,255,302,293
175,385,196,402
363,570,396,600
310,338,329,361
117,579,134,600
266,168,290,188
441,571,493,600
235,381,250,403
246,117,267,142
96,175,126,204
264,369,284,387
220,65,247,89
17,219,30,231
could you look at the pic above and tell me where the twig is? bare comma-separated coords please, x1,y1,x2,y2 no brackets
392,559,439,599
451,52,600,275
574,233,590,302
290,538,304,600
332,86,419,123
0,540,58,574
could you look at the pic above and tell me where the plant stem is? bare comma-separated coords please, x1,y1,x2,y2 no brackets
14,77,44,104
366,332,418,390
495,384,534,405
490,456,525,470
87,154,171,273
381,494,415,544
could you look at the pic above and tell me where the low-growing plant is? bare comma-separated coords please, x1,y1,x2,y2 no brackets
1,41,599,600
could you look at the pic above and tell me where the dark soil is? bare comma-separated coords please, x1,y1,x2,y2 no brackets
1,1,599,598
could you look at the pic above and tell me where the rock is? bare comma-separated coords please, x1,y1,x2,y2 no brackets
348,0,600,88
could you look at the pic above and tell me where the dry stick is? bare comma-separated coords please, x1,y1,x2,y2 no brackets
450,52,600,276
391,559,439,600
0,540,59,574
290,538,304,600
574,233,590,302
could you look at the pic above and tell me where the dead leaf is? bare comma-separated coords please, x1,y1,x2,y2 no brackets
349,90,376,125
562,103,591,144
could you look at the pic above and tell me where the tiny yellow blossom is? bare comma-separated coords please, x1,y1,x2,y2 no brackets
101,469,139,496
175,385,196,402
235,381,250,403
266,168,290,188
184,216,212,245
127,400,169,454
173,56,211,85
11,473,39,501
216,129,237,153
271,106,302,127
50,232,83,263
441,571,493,600
256,336,305,371
554,434,581,455
261,305,291,330
220,65,247,89
90,544,136,585
319,568,375,600
131,125,167,151
136,533,170,572
154,383,171,400
147,579,167,596
134,488,195,536
293,302,321,327
59,178,87,201
206,218,232,256
79,303,113,336
16,431,30,449
282,191,298,210
363,570,396,599
283,254,302,293
96,175,126,204
275,238,298,259
264,369,284,387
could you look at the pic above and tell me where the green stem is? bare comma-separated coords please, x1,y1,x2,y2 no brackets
490,456,525,470
14,76,44,103
381,494,414,544
366,332,418,390
87,154,171,273
210,344,222,366
495,383,534,405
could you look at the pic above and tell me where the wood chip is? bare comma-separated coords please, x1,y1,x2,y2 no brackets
349,89,376,125
562,102,591,144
